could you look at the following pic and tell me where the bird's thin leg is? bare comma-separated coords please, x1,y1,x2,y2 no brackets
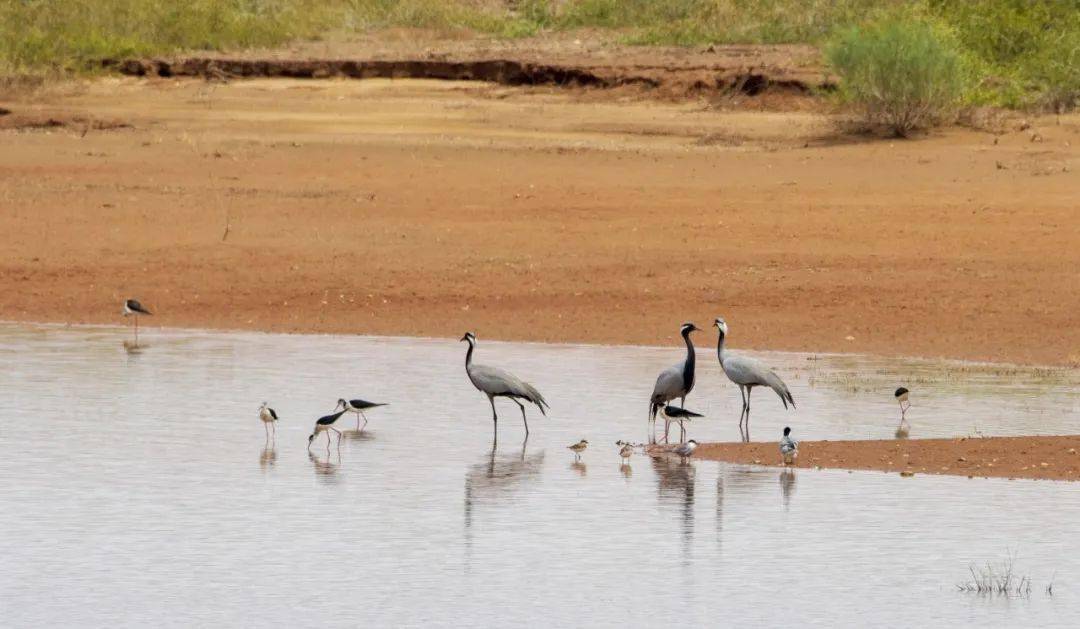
134,315,139,344
360,410,369,431
488,395,499,436
512,399,529,437
745,388,753,442
264,422,268,438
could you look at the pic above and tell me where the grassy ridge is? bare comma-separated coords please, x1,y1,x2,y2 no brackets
1,0,1077,110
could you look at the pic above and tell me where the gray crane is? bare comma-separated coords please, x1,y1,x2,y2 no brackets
461,331,549,440
714,317,795,441
649,322,701,443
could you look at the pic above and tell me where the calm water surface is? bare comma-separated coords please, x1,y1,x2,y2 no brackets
1,323,1078,627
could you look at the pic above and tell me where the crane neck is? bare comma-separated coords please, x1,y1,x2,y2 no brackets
716,330,727,365
464,339,475,369
682,330,696,384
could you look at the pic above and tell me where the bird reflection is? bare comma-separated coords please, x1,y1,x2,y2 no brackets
779,468,796,510
894,424,911,439
122,340,147,355
464,441,545,567
650,453,696,561
341,429,375,443
259,446,277,470
309,450,340,482
570,461,587,477
620,463,633,479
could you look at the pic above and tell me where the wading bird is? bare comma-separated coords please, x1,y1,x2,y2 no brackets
461,332,549,440
336,398,387,431
714,317,795,442
895,387,911,426
258,402,279,439
122,298,152,344
649,323,700,442
568,439,589,461
617,441,635,464
673,439,698,463
779,426,798,465
660,405,703,444
308,409,347,451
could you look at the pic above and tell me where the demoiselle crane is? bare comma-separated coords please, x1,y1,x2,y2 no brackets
649,322,700,443
714,317,795,442
461,331,549,440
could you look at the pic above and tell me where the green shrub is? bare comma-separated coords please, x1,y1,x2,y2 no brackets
826,13,968,136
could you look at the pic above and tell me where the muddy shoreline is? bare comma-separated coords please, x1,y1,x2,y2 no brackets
685,436,1080,481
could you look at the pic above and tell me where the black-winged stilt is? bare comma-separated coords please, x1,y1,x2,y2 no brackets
258,402,279,439
336,398,387,431
122,298,152,343
308,409,347,451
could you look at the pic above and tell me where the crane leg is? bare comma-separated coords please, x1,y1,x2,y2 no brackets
488,396,499,440
512,400,529,437
745,388,753,442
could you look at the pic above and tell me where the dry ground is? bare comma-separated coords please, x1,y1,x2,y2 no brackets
686,435,1080,481
1,73,1078,365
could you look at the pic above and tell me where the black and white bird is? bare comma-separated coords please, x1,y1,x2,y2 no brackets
894,387,911,426
461,331,549,440
779,426,798,465
568,439,589,461
714,317,795,442
649,323,700,443
122,298,152,343
660,404,703,444
336,398,387,431
258,402,279,439
673,439,698,463
308,409,347,451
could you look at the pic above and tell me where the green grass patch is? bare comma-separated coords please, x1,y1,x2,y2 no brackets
1,0,1077,112
826,10,969,135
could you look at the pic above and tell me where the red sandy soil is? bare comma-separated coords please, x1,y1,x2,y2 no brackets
0,66,1078,366
684,436,1080,481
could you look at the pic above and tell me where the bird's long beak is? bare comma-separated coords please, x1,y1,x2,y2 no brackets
459,335,468,342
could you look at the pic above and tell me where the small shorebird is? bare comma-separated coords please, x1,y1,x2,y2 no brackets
336,398,388,430
779,426,798,465
258,402,279,439
673,439,698,463
617,441,635,464
568,439,589,461
895,387,911,425
308,409,347,451
660,405,703,443
122,298,152,343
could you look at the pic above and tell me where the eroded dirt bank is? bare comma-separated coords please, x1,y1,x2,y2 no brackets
0,76,1078,365
689,436,1080,481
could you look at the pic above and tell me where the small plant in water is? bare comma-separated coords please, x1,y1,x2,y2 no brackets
956,552,1034,597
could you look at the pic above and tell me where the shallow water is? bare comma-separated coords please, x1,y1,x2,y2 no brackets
1,323,1078,627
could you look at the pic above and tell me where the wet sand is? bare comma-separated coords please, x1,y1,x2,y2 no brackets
1,73,1078,366
688,436,1080,481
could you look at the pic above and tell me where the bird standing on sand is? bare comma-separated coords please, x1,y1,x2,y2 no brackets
258,402,279,439
461,331,549,440
308,409,347,451
714,317,795,442
660,404,703,444
895,387,911,425
673,439,698,463
122,298,152,344
779,426,798,465
337,397,387,431
568,439,589,461
649,323,700,442
617,441,635,464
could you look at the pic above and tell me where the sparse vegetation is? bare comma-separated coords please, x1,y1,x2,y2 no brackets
956,553,1040,597
1,1,1077,113
825,12,967,136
